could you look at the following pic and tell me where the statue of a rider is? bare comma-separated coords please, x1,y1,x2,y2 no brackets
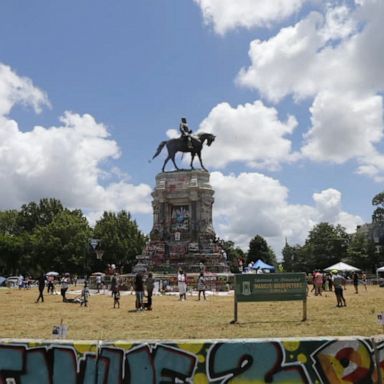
179,117,193,149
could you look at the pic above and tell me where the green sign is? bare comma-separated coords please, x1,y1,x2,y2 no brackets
235,273,307,302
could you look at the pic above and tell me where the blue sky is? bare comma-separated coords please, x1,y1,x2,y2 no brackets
0,0,383,257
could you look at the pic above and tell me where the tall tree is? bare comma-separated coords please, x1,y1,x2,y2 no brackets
346,232,378,273
372,192,384,223
220,240,245,273
0,210,20,235
17,198,64,232
0,233,26,275
93,210,147,273
302,223,350,271
247,234,277,266
282,242,304,272
33,209,92,274
0,210,33,275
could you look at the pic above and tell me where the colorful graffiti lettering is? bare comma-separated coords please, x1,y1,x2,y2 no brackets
0,338,382,383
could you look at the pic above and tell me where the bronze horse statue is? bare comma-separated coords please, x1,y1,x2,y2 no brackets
152,132,215,172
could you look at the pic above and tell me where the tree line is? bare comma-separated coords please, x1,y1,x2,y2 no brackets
226,192,384,274
223,222,382,275
0,198,146,276
281,222,381,273
1,194,383,277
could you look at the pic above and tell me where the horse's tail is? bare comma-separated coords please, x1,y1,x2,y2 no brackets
152,141,167,160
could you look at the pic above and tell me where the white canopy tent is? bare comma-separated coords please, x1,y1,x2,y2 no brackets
376,266,384,286
324,262,360,272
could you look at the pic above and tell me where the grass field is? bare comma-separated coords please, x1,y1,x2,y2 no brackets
1,283,384,340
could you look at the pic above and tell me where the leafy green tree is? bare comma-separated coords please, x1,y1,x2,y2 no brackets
346,232,378,273
17,198,65,232
0,210,20,235
0,211,34,275
220,240,245,273
301,223,350,271
93,210,147,273
247,234,277,266
0,233,25,275
282,242,304,272
33,209,92,274
372,192,384,223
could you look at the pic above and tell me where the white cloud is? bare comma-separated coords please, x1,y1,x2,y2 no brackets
196,101,298,170
236,8,359,102
194,0,307,35
234,1,384,180
0,64,50,115
210,172,363,256
0,64,152,221
301,91,383,163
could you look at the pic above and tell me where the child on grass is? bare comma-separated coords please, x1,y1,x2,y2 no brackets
80,282,90,307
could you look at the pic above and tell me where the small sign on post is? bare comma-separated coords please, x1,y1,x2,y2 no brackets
231,272,307,323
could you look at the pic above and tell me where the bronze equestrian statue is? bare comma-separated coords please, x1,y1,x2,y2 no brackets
152,119,215,172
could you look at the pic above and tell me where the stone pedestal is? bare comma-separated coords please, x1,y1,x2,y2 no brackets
135,170,229,273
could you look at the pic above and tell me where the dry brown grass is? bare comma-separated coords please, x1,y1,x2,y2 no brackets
1,284,384,340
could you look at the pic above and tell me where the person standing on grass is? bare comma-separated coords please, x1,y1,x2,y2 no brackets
35,274,46,303
110,272,118,296
134,272,144,311
113,285,120,309
18,274,24,289
197,272,206,300
327,273,333,291
81,281,90,307
314,270,323,296
352,271,359,294
47,275,55,294
178,269,187,301
146,272,154,310
332,270,346,307
60,274,70,302
361,272,368,291
96,274,102,293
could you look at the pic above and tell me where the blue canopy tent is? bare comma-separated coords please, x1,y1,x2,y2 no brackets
251,259,275,272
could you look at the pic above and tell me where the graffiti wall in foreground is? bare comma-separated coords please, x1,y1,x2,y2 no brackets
0,337,383,383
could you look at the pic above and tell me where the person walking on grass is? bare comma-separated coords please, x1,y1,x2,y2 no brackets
332,270,346,307
35,274,46,303
80,281,90,307
47,275,55,294
197,272,206,301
